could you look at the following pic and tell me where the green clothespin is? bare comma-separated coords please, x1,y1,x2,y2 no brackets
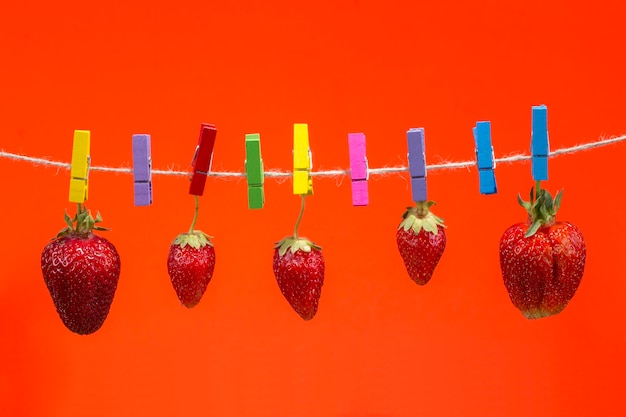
245,133,264,209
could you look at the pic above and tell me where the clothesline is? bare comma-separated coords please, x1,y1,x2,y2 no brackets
1,134,625,178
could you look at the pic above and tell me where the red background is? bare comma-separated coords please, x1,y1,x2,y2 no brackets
1,1,625,416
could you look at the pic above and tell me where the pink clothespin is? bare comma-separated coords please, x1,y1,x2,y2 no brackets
348,133,368,206
189,123,217,196
132,134,152,206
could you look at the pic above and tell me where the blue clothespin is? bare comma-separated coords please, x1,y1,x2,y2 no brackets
531,105,549,181
473,121,497,194
407,128,427,202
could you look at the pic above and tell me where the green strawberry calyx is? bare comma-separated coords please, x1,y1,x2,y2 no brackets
57,204,109,237
398,201,446,235
274,236,321,257
172,230,214,249
172,195,214,249
274,195,321,257
518,181,563,238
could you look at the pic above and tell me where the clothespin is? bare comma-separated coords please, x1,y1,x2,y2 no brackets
348,133,368,206
69,130,90,203
473,121,497,194
132,134,152,206
189,123,217,196
531,105,549,181
407,128,427,202
245,133,264,209
293,123,313,196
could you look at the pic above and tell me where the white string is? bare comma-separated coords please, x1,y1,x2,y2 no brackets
1,134,624,179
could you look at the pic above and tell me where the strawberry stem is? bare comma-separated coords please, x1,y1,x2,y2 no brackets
415,201,436,218
293,195,306,239
535,180,541,200
188,195,199,234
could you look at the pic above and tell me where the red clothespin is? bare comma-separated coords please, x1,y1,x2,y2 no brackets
189,123,217,196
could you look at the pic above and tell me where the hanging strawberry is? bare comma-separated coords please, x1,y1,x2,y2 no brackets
273,196,325,320
167,195,216,308
41,205,121,335
396,201,446,285
499,183,586,319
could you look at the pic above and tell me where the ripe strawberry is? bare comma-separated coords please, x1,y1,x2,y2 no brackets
273,237,325,320
41,206,121,335
167,231,215,308
396,201,446,285
167,195,216,308
499,184,586,319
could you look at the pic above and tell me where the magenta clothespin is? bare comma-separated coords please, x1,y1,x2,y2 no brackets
132,134,152,206
348,133,368,206
189,123,217,196
407,128,427,202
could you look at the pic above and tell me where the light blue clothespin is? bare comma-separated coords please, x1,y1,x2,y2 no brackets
531,105,549,181
473,121,497,194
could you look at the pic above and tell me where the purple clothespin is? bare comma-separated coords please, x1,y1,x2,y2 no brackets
132,134,152,206
407,128,427,202
348,133,368,206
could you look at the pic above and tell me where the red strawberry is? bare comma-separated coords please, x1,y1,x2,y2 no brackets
41,206,121,335
167,231,215,308
396,201,446,285
167,195,215,308
273,237,325,320
499,185,586,319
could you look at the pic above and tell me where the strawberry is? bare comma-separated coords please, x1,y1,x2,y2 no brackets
167,196,215,308
396,201,446,285
272,196,325,320
40,206,121,335
167,232,215,308
273,237,325,320
499,183,586,319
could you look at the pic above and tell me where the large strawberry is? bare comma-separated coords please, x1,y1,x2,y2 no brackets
41,205,121,335
273,196,325,320
499,183,586,319
167,196,215,308
396,201,446,285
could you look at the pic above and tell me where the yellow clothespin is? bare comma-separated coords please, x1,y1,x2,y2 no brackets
293,123,313,196
69,130,90,203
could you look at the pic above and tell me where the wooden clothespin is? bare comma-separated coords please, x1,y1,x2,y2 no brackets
407,128,427,202
132,134,152,206
189,123,217,196
69,130,90,203
245,133,264,209
531,105,549,181
473,121,497,194
293,123,313,196
348,133,368,206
